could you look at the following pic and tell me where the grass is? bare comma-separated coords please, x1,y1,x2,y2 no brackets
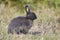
0,0,60,40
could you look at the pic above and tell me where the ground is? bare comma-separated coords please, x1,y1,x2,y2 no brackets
0,1,60,40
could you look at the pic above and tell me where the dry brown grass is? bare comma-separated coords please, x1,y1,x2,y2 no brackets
0,3,60,40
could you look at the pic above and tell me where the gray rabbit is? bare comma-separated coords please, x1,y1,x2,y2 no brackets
8,5,37,34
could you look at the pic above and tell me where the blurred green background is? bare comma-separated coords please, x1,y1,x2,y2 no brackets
0,0,60,40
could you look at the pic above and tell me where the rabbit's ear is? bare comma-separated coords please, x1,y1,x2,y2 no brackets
31,12,37,20
25,5,30,13
32,12,37,20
